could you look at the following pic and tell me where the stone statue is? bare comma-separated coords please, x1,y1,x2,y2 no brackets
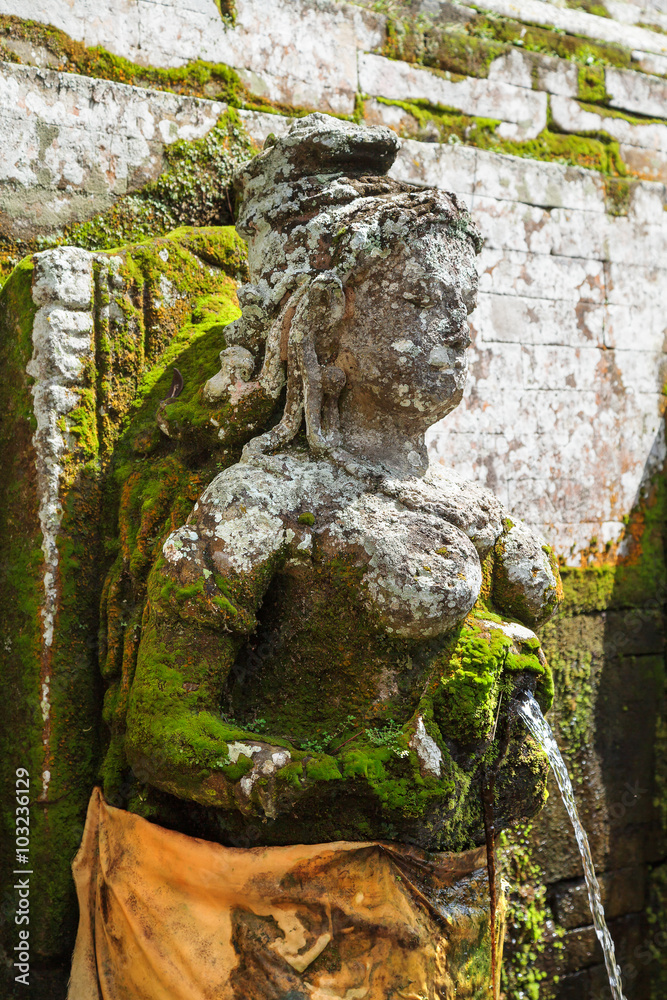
58,113,566,999
117,114,562,850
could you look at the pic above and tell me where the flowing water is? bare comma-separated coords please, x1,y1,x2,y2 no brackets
516,692,627,1000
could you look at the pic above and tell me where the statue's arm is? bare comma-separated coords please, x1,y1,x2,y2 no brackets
491,518,563,627
124,472,293,805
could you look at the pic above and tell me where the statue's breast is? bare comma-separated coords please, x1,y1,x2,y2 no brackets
191,451,483,641
318,492,481,639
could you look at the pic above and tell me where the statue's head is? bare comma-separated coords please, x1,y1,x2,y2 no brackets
207,115,482,468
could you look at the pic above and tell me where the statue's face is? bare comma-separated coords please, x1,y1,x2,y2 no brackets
335,230,478,430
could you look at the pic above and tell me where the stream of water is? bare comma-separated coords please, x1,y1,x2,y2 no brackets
516,692,627,1000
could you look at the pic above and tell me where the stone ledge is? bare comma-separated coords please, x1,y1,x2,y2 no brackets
0,62,226,237
606,64,667,118
457,0,667,58
0,0,385,113
551,96,667,154
358,51,548,138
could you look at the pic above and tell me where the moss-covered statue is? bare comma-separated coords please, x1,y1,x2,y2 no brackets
0,110,563,997
111,114,562,852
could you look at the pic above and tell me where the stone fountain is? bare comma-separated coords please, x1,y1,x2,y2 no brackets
3,113,567,999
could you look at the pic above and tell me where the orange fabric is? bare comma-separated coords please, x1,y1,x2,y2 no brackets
68,788,499,1000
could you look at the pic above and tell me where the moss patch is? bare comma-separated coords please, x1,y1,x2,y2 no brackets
372,96,630,176
500,822,564,1000
0,226,254,964
379,7,634,80
578,63,608,103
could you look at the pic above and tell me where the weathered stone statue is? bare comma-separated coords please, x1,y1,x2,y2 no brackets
66,114,562,997
121,115,561,847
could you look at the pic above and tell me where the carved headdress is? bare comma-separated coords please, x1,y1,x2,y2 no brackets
214,114,482,464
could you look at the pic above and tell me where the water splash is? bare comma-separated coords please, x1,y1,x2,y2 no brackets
516,692,627,1000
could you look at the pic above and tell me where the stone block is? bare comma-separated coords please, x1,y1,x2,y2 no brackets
604,302,667,353
627,180,667,225
474,148,607,213
237,109,292,146
0,0,385,114
478,247,605,303
474,290,604,347
0,63,225,239
486,47,534,89
552,867,646,929
521,343,602,390
363,98,419,137
558,926,600,974
619,144,667,184
358,52,548,133
455,0,667,57
389,138,476,199
551,96,667,155
472,195,556,256
606,66,667,120
472,196,667,266
612,348,667,394
603,609,665,659
529,762,611,883
634,49,667,77
605,261,667,306
464,337,525,387
533,53,579,98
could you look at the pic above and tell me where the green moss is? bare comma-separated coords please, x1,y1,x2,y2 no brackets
374,96,629,176
434,620,552,746
565,0,610,17
383,15,508,78
0,15,245,101
578,99,667,126
380,8,633,82
0,227,253,963
578,63,608,102
298,512,316,526
637,21,667,36
0,258,102,959
500,822,563,1000
119,537,554,848
42,111,255,254
1,112,256,288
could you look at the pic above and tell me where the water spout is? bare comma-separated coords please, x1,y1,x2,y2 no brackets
516,692,627,1000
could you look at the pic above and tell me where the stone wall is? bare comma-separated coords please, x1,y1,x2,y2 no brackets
0,0,665,996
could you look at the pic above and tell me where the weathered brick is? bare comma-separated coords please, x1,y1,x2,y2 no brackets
358,51,548,135
606,66,667,120
551,96,667,154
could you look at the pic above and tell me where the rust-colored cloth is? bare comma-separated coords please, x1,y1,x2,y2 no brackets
68,788,499,1000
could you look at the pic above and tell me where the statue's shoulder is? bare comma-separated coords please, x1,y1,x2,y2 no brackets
193,450,363,521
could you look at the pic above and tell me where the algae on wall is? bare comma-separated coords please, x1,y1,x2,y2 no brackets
0,107,257,286
0,225,249,986
500,471,667,998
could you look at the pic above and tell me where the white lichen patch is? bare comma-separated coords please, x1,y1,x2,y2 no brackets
236,746,293,817
211,508,286,575
409,716,442,778
480,619,538,643
227,741,263,763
